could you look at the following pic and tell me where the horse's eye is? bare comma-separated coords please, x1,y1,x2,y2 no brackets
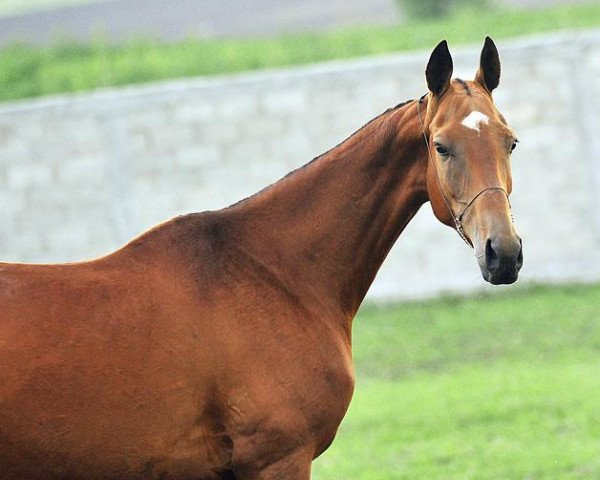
510,139,519,153
435,143,450,157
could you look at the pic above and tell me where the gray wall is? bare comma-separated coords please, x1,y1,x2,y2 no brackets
0,30,599,300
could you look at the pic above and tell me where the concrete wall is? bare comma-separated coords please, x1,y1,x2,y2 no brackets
0,30,599,300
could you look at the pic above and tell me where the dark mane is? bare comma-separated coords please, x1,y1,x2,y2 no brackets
390,99,415,111
291,97,416,171
226,98,416,209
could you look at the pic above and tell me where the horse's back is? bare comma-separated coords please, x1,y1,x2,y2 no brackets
0,232,232,479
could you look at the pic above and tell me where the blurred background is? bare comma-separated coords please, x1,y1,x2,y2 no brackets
1,1,600,478
0,0,592,44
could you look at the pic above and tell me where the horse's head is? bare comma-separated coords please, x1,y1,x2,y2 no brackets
422,38,523,285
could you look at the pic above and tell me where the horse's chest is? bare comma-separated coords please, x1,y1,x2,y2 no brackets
306,359,356,454
227,331,355,461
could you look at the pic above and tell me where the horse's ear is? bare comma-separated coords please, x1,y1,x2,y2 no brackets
426,40,453,97
475,36,501,92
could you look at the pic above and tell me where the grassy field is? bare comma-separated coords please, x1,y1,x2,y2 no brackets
2,3,600,102
313,283,600,479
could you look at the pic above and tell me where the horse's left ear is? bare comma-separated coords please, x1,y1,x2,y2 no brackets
475,36,501,92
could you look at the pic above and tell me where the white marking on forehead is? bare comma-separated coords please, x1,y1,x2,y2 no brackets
461,111,489,132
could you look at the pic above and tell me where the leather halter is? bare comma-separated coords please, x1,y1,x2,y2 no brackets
416,95,511,248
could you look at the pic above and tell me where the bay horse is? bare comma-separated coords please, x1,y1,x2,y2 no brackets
0,38,522,479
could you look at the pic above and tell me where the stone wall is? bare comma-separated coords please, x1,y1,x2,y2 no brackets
0,30,599,300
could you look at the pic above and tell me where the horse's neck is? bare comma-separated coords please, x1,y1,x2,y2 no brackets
230,101,428,317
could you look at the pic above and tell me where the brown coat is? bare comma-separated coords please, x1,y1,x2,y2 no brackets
0,38,522,479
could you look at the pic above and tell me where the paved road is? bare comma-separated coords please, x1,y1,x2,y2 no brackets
0,0,399,47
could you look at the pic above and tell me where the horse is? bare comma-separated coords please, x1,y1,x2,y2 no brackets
0,37,522,479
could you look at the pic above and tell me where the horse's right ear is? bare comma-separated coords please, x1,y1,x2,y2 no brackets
426,40,453,97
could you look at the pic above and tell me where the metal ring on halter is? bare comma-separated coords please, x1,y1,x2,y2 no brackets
416,95,512,249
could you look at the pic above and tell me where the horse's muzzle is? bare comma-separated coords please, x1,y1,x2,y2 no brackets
479,235,523,285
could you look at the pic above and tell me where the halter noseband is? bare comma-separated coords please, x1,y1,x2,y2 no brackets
416,95,511,248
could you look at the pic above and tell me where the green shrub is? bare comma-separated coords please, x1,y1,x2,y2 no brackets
396,0,490,19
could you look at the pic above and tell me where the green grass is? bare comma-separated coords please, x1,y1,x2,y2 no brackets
313,283,600,479
2,3,600,103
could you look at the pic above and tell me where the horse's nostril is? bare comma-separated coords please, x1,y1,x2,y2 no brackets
485,238,500,273
516,238,524,270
